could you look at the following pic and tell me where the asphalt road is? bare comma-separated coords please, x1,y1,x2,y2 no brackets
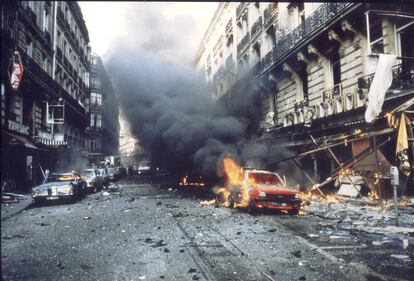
1,176,412,281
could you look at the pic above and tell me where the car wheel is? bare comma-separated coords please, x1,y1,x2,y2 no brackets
288,209,299,215
247,201,257,215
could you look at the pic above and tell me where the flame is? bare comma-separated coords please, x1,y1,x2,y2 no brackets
200,199,216,205
212,158,251,208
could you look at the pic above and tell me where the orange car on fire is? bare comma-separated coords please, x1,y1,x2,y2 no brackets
216,168,302,215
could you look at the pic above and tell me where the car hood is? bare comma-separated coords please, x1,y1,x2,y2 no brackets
33,181,71,190
250,185,300,195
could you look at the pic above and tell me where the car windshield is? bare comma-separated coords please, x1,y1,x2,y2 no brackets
46,174,74,182
82,170,95,178
139,161,150,167
248,172,283,186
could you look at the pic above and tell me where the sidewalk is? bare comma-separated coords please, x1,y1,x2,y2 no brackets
1,193,33,221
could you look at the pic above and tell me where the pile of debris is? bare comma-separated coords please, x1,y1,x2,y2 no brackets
303,195,414,252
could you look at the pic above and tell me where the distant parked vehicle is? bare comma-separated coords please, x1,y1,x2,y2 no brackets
98,168,109,187
107,167,118,181
81,169,103,193
32,172,86,204
117,166,127,178
138,161,151,175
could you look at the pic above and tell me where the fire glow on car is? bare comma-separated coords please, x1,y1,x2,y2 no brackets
211,157,303,214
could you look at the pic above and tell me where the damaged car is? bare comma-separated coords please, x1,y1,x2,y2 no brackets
216,168,302,215
32,172,86,204
81,169,103,193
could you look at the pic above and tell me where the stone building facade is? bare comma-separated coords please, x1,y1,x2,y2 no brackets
1,1,91,192
87,54,119,166
195,2,414,196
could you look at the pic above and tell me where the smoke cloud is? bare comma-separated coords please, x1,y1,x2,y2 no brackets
102,3,301,183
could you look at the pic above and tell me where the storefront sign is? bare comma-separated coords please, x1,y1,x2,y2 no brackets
8,120,29,135
8,51,24,90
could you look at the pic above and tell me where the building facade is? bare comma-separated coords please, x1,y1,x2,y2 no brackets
87,54,119,166
1,1,91,192
195,2,414,196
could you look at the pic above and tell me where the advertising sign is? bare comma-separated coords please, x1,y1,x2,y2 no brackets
8,51,24,90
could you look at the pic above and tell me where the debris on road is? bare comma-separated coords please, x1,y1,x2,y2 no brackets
1,195,19,203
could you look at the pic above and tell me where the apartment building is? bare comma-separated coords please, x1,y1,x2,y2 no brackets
1,1,91,192
87,54,119,165
195,2,414,195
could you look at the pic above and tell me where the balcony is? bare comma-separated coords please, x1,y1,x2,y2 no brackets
358,62,414,92
264,4,278,25
251,16,262,39
89,102,102,111
237,33,251,56
261,50,274,70
18,47,59,99
44,30,51,45
236,2,249,19
56,47,63,61
26,6,37,24
275,3,350,63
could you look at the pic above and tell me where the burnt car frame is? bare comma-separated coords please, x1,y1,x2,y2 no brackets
32,172,86,204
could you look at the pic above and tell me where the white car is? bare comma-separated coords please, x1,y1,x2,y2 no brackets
138,161,151,175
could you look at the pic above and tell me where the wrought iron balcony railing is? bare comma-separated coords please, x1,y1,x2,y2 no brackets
261,50,273,70
264,4,278,25
236,2,249,19
251,16,262,39
358,62,414,92
274,3,349,62
237,33,251,56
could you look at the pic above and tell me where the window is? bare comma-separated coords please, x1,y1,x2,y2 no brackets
96,114,102,128
89,139,96,152
369,19,384,54
298,70,308,100
90,113,96,127
26,37,33,57
330,53,341,87
43,6,49,32
28,1,35,11
90,92,102,106
42,55,48,72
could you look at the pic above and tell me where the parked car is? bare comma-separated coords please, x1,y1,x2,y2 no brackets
116,166,127,178
216,168,302,215
81,169,103,193
98,168,110,187
137,160,151,175
32,172,86,204
107,167,118,181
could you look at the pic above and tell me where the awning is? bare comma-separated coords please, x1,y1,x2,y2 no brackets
33,136,67,147
1,130,39,150
390,96,414,114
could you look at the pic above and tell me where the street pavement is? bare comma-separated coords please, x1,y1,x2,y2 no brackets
1,176,413,281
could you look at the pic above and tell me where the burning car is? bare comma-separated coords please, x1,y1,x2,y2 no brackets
215,158,302,215
32,172,86,204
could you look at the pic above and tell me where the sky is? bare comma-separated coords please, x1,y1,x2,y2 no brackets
79,1,218,64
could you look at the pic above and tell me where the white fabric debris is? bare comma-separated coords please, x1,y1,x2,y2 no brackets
364,54,397,123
